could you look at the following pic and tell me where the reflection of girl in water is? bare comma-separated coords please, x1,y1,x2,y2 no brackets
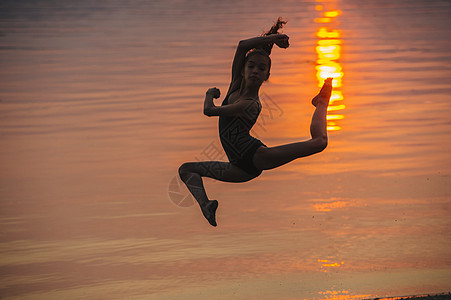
179,18,332,226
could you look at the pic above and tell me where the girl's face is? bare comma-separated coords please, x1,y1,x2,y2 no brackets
243,54,270,86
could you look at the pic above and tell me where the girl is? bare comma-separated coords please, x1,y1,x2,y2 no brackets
178,19,332,226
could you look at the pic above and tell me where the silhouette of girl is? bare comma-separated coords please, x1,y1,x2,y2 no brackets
178,18,332,226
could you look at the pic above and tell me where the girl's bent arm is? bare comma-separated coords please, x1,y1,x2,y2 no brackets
229,34,288,92
204,88,220,116
231,36,274,82
204,93,258,118
203,91,216,116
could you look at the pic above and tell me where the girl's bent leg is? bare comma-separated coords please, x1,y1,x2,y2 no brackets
179,161,258,183
253,78,332,171
178,161,258,226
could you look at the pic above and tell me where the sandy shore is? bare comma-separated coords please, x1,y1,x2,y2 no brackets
370,293,451,300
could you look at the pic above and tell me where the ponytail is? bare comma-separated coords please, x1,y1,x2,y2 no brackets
261,17,287,55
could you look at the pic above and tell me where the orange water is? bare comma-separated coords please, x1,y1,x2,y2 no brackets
1,0,450,299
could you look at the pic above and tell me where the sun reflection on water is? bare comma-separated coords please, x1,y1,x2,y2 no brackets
318,259,344,269
314,2,345,131
319,290,372,300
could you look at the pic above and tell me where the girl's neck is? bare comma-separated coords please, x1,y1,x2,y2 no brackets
240,85,260,99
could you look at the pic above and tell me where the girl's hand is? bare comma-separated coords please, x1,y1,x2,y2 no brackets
273,34,289,48
206,87,221,99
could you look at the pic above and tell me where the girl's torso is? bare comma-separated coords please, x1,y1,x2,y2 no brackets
218,89,263,162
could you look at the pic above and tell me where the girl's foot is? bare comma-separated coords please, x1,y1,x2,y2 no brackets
201,200,218,227
312,78,333,107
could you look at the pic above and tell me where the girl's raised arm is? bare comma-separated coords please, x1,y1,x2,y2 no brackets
227,34,289,95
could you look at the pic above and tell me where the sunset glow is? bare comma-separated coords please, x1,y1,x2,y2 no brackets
315,8,345,131
1,0,450,299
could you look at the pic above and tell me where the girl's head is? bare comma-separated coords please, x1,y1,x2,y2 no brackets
242,49,271,85
242,17,286,86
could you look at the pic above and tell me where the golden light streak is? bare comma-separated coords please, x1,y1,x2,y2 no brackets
316,45,342,61
324,10,342,18
317,259,345,268
314,199,361,211
317,45,341,54
327,125,341,131
327,115,344,120
315,17,333,23
330,91,343,102
316,27,341,39
332,78,342,88
324,263,341,267
327,104,346,111
320,290,348,295
318,290,372,300
316,64,342,73
314,5,345,131
317,70,342,80
318,39,342,46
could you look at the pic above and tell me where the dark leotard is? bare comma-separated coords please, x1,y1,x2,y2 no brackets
218,92,266,176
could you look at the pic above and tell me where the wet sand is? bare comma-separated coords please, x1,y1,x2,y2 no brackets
370,293,451,300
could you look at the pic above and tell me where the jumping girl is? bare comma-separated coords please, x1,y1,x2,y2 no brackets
178,19,332,226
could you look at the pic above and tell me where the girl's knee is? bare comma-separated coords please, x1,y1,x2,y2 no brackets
178,162,195,178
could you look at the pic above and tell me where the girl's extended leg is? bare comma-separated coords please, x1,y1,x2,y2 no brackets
178,161,258,226
253,78,332,170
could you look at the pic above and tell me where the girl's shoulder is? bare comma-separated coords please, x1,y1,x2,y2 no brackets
238,97,262,112
226,89,241,104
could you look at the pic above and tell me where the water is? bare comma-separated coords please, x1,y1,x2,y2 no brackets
1,0,450,299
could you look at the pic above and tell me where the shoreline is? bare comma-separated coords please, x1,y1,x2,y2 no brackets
369,293,451,300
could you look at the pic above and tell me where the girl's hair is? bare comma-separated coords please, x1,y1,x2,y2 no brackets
243,17,287,75
261,17,287,55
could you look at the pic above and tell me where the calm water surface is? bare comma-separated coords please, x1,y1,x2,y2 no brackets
1,0,450,299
